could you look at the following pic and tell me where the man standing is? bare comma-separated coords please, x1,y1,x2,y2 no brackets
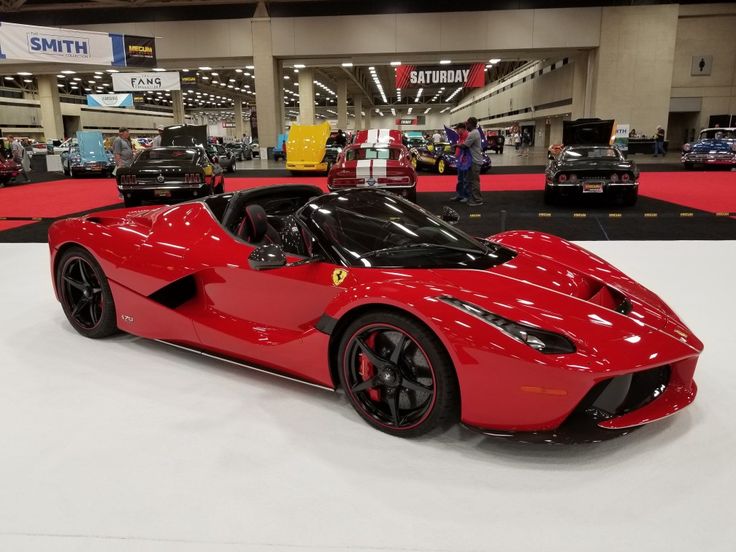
653,125,666,157
112,127,134,169
9,135,30,182
450,122,469,203
432,130,442,144
462,117,484,206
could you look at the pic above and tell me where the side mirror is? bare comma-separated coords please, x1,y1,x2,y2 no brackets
441,206,460,225
248,244,287,270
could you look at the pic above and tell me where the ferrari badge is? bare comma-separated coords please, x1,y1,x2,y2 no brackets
332,268,348,287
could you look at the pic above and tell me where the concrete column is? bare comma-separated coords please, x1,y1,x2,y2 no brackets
251,16,280,147
37,75,63,140
571,52,590,119
298,68,315,125
365,107,372,129
354,95,363,130
337,78,348,129
234,100,244,139
171,90,185,124
589,5,678,135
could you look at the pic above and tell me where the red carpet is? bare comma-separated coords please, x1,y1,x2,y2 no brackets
0,220,36,232
0,179,119,218
0,172,732,223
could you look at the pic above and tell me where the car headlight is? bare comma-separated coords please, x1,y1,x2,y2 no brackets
439,296,576,354
682,143,691,152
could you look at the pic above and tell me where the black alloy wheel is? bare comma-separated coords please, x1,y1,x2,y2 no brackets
338,311,459,437
57,247,118,338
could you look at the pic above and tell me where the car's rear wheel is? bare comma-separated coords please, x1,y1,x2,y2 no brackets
57,247,118,339
543,184,556,205
337,311,459,437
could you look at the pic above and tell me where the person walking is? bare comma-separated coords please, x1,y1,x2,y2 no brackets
450,122,469,203
513,130,521,152
112,127,134,170
653,125,666,157
9,135,30,182
520,129,531,157
462,117,484,206
151,127,164,148
432,130,442,144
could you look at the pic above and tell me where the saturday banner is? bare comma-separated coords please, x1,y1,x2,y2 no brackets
86,93,134,108
0,22,155,68
112,71,181,91
395,64,486,89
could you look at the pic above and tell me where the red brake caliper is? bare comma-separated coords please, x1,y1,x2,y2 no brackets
358,333,381,402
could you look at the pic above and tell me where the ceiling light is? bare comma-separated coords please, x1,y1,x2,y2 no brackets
294,64,306,69
245,65,254,70
235,69,243,73
4,76,14,80
61,70,76,75
390,61,402,66
199,66,212,71
341,62,353,67
424,107,431,114
56,83,64,88
284,75,290,80
489,58,501,64
407,107,413,114
152,68,167,72
439,60,451,65
106,69,119,73
18,72,32,76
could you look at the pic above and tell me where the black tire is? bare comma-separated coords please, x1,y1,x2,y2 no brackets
123,196,141,208
623,188,638,207
63,165,70,177
70,169,78,179
436,159,446,174
543,184,556,205
56,247,118,339
337,311,459,438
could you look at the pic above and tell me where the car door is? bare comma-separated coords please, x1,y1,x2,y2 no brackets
189,225,346,386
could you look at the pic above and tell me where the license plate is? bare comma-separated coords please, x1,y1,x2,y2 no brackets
154,190,172,197
583,182,604,193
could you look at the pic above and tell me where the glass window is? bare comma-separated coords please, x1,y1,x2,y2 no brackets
700,129,735,140
345,147,401,161
137,148,195,161
562,147,622,160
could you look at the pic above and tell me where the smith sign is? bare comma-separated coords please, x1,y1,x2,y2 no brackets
28,34,90,58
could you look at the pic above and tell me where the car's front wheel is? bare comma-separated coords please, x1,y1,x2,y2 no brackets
436,159,446,174
56,247,118,339
337,311,459,437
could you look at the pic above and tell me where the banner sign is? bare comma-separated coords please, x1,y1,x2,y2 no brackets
614,123,630,153
395,64,485,89
0,22,156,68
87,93,133,108
112,71,181,91
122,35,156,67
222,122,235,128
395,116,426,126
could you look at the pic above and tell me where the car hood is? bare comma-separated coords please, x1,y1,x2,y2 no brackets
162,124,208,147
563,119,615,146
286,122,331,163
76,131,108,163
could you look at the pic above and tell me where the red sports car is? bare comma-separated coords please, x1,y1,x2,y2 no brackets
49,186,702,439
0,155,21,186
327,129,417,202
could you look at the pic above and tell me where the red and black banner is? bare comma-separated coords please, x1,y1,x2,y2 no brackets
395,116,426,126
123,35,156,67
395,64,485,89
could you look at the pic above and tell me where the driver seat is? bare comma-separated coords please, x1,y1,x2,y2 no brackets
236,204,281,245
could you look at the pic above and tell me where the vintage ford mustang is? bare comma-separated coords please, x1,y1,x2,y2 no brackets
327,129,417,202
681,127,736,169
116,125,225,208
49,186,702,440
545,119,639,206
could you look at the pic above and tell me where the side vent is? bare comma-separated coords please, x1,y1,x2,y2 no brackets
148,275,197,309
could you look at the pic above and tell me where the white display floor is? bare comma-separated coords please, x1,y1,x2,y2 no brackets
1,242,734,552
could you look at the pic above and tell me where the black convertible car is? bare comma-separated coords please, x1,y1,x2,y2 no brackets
116,125,224,208
544,119,639,206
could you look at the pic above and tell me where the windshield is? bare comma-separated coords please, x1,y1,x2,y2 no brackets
299,190,515,269
345,147,401,161
562,147,622,160
699,129,735,140
136,148,195,161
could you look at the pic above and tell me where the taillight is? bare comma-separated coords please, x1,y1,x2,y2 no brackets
610,173,619,183
184,173,201,184
331,178,365,186
621,173,630,182
120,175,136,185
568,174,578,183
558,174,567,183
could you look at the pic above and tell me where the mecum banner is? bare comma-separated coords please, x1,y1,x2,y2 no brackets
0,22,155,67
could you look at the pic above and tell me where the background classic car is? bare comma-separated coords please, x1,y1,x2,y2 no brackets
60,131,114,178
410,142,491,174
545,119,639,206
681,127,736,169
327,129,417,202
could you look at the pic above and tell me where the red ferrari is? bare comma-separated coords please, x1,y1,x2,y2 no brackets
327,129,417,202
49,186,702,439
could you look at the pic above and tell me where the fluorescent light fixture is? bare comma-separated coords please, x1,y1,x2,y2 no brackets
246,65,254,69
424,107,431,114
61,70,76,75
17,72,32,76
105,69,119,73
489,58,501,64
439,60,451,65
341,62,353,67
152,68,167,72
390,61,402,66
235,69,243,73
294,64,306,69
407,107,413,114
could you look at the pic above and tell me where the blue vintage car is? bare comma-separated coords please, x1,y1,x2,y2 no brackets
410,142,491,174
61,131,115,177
681,127,736,169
